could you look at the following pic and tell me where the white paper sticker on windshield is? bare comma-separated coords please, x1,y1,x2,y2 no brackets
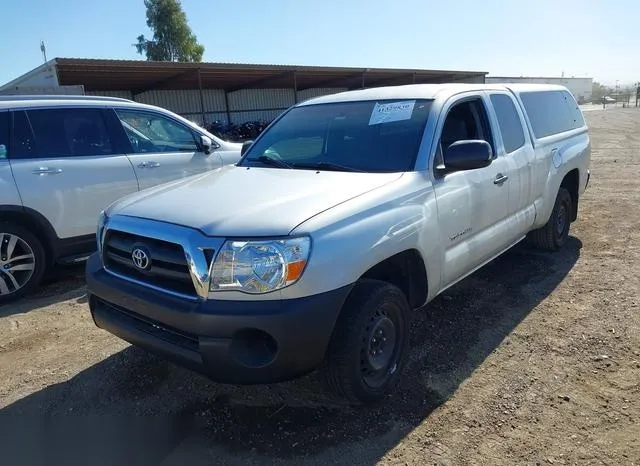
369,100,416,125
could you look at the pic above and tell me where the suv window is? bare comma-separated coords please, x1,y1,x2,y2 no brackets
520,90,584,139
115,109,199,153
0,112,8,159
490,94,525,153
12,108,114,159
435,98,494,169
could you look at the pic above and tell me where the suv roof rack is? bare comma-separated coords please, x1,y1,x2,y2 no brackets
0,94,133,103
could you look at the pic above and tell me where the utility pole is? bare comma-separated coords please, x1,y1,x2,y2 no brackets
40,40,47,63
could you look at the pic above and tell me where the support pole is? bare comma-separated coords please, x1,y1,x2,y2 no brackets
197,68,206,125
293,70,298,104
224,90,232,124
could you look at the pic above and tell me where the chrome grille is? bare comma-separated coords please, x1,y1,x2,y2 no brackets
103,230,197,297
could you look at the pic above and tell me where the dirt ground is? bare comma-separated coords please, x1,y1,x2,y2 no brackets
1,108,638,466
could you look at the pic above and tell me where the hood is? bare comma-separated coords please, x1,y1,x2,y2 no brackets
109,165,403,236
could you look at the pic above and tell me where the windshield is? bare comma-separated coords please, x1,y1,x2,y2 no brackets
239,99,432,173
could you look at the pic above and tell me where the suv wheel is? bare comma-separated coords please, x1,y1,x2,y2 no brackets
322,279,410,404
528,187,572,251
0,223,46,304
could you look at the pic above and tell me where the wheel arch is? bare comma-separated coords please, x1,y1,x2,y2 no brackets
359,249,428,309
0,205,58,266
560,168,580,222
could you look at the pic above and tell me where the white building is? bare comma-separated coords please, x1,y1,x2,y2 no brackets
486,76,593,103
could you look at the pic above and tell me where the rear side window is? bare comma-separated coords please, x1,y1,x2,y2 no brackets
520,90,584,139
0,112,8,159
490,94,525,153
12,108,114,158
562,90,585,128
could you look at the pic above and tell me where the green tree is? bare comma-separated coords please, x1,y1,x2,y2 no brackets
591,81,611,102
135,0,204,62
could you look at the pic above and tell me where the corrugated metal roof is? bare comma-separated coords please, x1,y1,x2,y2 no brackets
49,57,487,93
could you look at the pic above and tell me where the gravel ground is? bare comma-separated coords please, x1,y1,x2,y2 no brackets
1,108,639,466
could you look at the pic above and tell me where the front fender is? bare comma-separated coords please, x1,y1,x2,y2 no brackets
286,173,442,302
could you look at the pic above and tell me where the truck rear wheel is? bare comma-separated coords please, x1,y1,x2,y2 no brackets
0,223,46,304
529,187,572,251
322,279,410,404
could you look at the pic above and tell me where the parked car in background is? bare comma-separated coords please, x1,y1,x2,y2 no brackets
86,83,590,404
0,95,242,303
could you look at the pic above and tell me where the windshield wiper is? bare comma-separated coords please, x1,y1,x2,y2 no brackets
251,154,293,169
293,162,364,172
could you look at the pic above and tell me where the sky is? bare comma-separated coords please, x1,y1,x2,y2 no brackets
1,0,638,87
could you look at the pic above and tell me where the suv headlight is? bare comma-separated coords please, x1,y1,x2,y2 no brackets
210,237,311,294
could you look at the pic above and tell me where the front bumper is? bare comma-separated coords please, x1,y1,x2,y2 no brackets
86,253,353,384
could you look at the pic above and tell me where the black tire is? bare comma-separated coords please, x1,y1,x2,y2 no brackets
528,187,572,251
322,279,411,405
0,223,47,305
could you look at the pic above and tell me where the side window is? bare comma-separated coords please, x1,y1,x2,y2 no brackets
490,94,525,154
520,91,575,139
116,110,199,153
436,98,494,168
0,112,8,159
12,111,35,158
12,108,114,159
562,90,585,129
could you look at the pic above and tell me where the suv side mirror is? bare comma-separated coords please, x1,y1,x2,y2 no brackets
200,135,216,154
443,140,493,171
241,140,254,156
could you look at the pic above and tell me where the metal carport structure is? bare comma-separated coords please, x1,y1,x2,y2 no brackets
2,58,488,124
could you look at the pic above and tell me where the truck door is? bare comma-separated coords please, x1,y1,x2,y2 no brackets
431,94,511,288
486,92,536,242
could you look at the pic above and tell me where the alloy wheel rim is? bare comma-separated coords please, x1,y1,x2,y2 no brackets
0,233,36,296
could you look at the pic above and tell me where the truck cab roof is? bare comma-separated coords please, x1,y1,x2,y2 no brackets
298,82,572,106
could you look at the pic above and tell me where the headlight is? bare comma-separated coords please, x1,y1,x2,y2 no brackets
210,237,311,294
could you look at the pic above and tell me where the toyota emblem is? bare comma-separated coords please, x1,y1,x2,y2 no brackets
131,247,151,270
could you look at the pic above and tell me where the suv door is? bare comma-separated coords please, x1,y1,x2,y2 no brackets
431,94,511,287
113,108,223,190
9,107,139,239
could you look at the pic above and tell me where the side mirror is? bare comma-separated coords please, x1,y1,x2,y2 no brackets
443,140,493,171
200,135,215,154
241,140,254,157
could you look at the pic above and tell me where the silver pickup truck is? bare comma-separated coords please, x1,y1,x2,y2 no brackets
86,83,591,404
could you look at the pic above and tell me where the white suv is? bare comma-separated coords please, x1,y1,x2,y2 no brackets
0,95,241,302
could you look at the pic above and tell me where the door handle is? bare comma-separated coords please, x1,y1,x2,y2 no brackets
32,167,63,175
138,161,160,168
493,173,508,185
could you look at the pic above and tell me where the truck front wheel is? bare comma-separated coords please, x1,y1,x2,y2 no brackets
322,279,410,404
529,187,572,251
